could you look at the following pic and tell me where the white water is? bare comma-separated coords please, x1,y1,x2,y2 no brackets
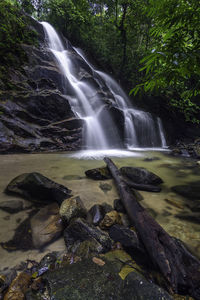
41,22,167,150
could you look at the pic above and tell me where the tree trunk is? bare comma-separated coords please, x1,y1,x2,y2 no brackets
104,157,200,300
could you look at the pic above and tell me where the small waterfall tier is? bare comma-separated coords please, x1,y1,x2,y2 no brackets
41,22,167,150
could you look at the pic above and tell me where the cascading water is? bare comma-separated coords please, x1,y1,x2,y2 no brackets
41,22,167,150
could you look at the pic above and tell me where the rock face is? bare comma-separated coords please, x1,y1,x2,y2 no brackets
0,18,125,153
0,19,83,153
120,167,163,185
5,172,71,205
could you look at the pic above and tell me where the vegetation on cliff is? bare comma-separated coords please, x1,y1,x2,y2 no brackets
0,0,37,88
1,0,200,123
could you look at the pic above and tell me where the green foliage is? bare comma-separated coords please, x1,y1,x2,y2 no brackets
0,0,37,88
131,0,200,122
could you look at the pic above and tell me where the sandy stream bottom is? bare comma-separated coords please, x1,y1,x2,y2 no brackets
0,149,199,270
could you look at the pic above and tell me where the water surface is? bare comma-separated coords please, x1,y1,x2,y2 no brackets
0,150,199,269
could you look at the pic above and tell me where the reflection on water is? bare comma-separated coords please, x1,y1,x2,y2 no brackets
0,150,199,269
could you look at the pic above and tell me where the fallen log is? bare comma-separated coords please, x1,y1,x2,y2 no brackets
104,157,200,299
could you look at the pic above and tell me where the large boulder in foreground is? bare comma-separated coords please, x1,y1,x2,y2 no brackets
5,172,71,205
43,257,173,300
120,167,163,185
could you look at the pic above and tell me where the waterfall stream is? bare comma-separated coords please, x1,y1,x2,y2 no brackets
41,22,167,150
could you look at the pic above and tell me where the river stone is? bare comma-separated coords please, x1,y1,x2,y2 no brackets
63,218,112,253
69,239,104,257
100,210,122,229
101,202,113,213
99,182,112,193
43,258,172,300
175,213,200,224
87,204,105,225
120,167,163,185
171,182,200,199
114,199,126,213
4,271,31,300
30,203,63,248
0,200,23,213
85,167,112,180
114,195,143,214
119,213,131,227
5,172,71,205
109,225,149,266
59,196,87,224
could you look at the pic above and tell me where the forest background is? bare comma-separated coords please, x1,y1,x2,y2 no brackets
1,0,200,124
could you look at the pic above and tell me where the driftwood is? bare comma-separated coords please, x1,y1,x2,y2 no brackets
104,157,200,299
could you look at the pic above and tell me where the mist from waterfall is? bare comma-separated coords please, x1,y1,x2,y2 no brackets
41,22,167,150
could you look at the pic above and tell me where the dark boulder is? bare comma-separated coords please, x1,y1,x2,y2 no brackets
63,218,112,254
171,182,200,199
5,172,71,205
85,167,112,180
42,258,173,300
114,199,126,213
109,225,149,266
87,204,105,225
123,271,173,300
120,167,163,185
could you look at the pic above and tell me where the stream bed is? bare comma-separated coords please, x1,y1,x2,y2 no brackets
0,149,199,269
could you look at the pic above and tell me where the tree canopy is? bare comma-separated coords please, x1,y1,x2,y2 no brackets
1,0,200,122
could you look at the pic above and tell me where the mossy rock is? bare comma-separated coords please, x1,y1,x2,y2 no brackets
85,167,112,180
43,257,173,300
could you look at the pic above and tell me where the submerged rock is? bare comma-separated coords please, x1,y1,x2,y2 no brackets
59,196,87,224
0,200,23,214
5,172,72,205
175,213,200,224
99,182,112,193
85,167,112,180
171,182,200,199
120,167,163,185
30,203,63,248
1,210,37,251
63,218,112,254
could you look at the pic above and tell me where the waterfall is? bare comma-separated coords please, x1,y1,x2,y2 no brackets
41,22,167,150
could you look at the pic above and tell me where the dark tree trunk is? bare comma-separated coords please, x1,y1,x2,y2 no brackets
104,157,200,300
